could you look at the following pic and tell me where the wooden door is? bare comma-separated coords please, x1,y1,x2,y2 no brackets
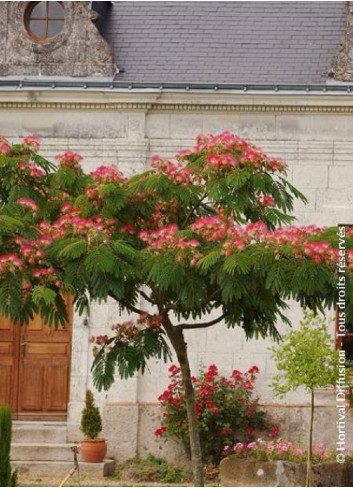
0,302,72,420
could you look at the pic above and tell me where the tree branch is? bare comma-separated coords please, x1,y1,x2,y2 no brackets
205,287,222,303
108,290,146,316
165,302,182,312
181,193,208,228
137,289,154,304
128,304,146,315
165,288,222,315
179,314,226,330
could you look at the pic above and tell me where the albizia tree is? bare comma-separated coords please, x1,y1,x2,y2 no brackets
1,133,353,486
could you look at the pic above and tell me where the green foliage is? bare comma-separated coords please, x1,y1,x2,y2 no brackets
270,310,340,395
58,239,88,260
30,153,56,173
80,390,102,439
52,166,86,195
0,215,24,234
32,285,57,307
114,454,193,484
92,329,171,391
0,405,17,487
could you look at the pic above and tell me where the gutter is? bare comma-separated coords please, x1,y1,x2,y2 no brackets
1,78,353,95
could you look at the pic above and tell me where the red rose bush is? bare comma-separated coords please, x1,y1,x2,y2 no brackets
156,364,278,464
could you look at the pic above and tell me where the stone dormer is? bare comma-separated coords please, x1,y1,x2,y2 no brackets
0,1,114,77
331,1,353,81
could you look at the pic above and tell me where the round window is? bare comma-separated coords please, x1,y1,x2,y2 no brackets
25,2,65,42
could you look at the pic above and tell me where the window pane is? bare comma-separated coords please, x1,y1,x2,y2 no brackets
31,2,47,19
47,20,64,38
29,20,46,38
48,2,64,19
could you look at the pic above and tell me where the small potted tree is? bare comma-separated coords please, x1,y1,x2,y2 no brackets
80,390,107,463
270,311,341,487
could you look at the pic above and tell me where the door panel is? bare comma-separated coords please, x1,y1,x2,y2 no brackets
45,364,69,411
0,364,14,407
0,300,72,420
19,364,44,411
0,316,19,411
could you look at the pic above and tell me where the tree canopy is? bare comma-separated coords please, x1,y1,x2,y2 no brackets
271,310,340,395
1,133,351,332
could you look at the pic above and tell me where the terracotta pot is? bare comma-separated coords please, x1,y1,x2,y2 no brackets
80,438,107,463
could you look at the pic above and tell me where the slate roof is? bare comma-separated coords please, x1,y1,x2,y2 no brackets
99,1,345,86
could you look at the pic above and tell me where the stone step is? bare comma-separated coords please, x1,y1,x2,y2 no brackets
13,459,116,478
11,443,78,462
12,423,67,444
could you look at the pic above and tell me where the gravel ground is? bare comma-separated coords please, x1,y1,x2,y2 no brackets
18,474,193,487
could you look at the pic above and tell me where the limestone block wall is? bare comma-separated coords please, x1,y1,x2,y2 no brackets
0,91,352,460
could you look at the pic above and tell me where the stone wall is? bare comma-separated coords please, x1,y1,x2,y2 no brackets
0,91,352,461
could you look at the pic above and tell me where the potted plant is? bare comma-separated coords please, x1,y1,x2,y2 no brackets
80,390,107,463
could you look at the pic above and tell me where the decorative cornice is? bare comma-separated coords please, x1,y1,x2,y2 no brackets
0,102,153,110
151,103,353,113
2,101,353,113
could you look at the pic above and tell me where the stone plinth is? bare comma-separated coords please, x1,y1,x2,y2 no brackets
220,458,353,487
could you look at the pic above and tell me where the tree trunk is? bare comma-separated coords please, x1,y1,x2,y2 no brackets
163,320,204,487
306,389,314,487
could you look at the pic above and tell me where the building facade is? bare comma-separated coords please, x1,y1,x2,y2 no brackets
1,1,353,462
